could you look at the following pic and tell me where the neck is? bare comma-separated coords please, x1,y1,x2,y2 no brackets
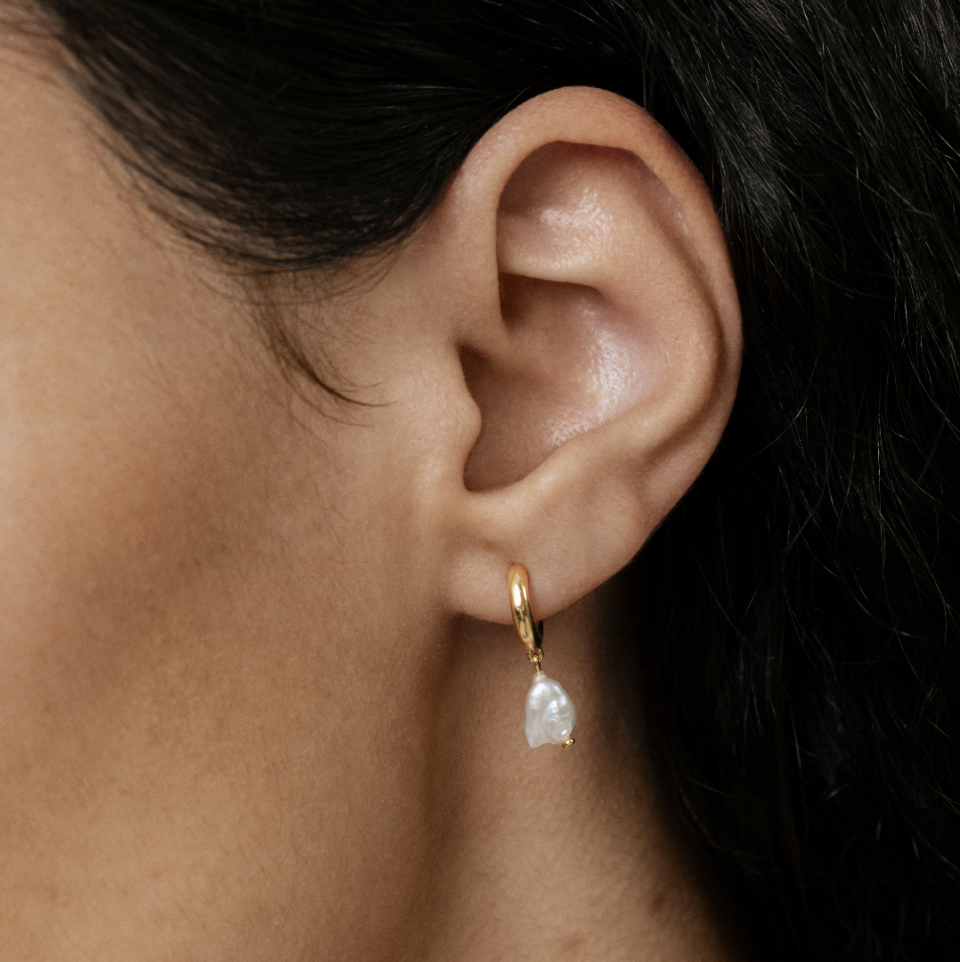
395,583,744,962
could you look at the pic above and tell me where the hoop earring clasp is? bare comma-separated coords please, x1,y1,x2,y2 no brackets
508,562,544,671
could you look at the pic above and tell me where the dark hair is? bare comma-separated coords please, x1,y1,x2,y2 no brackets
19,0,960,957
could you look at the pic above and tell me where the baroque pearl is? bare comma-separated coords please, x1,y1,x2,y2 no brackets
524,673,577,748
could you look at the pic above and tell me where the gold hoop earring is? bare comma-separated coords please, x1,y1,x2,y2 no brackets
508,563,576,749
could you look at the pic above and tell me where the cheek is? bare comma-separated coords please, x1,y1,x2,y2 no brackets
0,282,319,933
0,315,253,741
0,59,442,944
0,93,252,732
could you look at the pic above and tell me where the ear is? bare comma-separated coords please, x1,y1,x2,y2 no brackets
428,87,741,624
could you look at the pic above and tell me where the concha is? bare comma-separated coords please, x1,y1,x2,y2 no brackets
524,674,577,748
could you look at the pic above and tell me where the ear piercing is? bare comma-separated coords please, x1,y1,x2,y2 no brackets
508,563,577,749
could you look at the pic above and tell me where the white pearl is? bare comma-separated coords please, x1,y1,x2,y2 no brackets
524,673,577,748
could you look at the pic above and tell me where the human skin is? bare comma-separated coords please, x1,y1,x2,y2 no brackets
0,30,744,962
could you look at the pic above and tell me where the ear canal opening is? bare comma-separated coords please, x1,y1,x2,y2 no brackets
462,273,651,492
461,271,566,492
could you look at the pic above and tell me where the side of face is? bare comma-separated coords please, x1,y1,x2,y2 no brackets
0,37,740,959
0,43,448,957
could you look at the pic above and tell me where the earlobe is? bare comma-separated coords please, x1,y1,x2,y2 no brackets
434,87,740,624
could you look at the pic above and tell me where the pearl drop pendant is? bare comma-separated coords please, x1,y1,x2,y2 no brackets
508,563,577,750
525,673,577,748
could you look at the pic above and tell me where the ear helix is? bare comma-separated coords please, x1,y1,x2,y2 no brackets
508,563,577,749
